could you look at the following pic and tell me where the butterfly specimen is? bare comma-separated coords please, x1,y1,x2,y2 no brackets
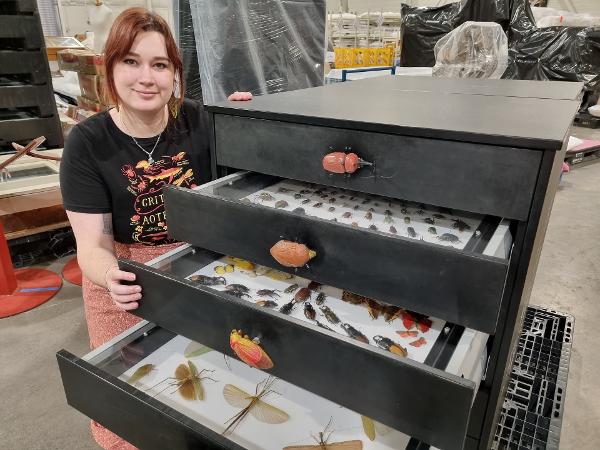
230,329,274,369
222,377,289,435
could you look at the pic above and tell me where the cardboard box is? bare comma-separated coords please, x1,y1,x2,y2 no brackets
78,73,105,103
57,49,105,75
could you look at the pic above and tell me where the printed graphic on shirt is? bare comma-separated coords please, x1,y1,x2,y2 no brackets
121,151,197,244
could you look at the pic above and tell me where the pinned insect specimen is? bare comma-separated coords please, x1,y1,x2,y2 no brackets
401,311,433,332
304,303,316,320
401,207,408,214
349,196,356,201
397,330,419,338
257,289,280,298
341,291,365,305
278,187,292,193
361,198,371,205
369,224,378,231
226,284,249,293
428,226,437,235
341,323,369,343
328,206,336,212
452,219,471,232
407,227,417,238
315,321,333,331
438,233,461,244
256,192,275,202
432,213,446,219
415,209,425,215
284,283,299,294
353,204,360,210
229,257,254,271
184,341,213,359
270,241,316,268
189,275,226,286
127,364,154,385
313,202,323,208
222,377,289,435
308,281,321,291
364,211,373,220
214,264,234,275
404,216,410,224
280,300,295,315
373,335,408,357
424,217,435,225
328,197,336,204
294,287,311,303
361,415,391,442
275,200,289,209
256,300,278,308
384,215,394,224
409,337,427,347
230,329,273,369
293,207,305,214
149,360,215,401
320,306,340,324
300,189,312,194
351,222,359,227
389,226,398,234
384,209,392,217
315,292,326,305
383,306,403,323
283,418,362,450
264,268,295,281
368,207,375,212
302,199,311,204
342,212,352,219
294,193,303,199
366,299,382,320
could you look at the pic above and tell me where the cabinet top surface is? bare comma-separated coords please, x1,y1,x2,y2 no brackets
208,77,582,150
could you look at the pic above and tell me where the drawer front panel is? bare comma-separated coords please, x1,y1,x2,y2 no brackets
164,185,509,334
56,350,240,450
214,114,542,221
121,259,475,450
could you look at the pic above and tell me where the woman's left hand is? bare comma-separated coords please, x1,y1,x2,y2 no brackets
228,91,253,101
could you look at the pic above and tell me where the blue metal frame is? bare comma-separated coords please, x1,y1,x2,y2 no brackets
341,66,396,82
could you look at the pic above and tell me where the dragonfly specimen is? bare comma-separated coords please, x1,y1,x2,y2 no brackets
283,418,363,449
222,377,289,435
148,360,215,401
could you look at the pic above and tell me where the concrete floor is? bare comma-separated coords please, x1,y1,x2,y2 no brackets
1,157,599,449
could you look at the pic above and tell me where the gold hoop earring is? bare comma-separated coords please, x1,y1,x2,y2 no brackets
168,95,179,119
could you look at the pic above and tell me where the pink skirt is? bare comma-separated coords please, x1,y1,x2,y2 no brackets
83,241,182,450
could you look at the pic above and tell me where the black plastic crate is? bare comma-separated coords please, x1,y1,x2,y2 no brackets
0,84,56,116
0,49,48,84
0,14,43,50
493,307,574,450
0,0,36,15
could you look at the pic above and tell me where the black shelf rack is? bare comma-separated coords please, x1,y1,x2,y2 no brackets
493,306,574,449
0,0,63,152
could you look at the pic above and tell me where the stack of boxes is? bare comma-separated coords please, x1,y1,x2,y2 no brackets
57,48,109,114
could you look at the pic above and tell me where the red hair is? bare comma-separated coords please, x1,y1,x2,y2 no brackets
103,7,184,108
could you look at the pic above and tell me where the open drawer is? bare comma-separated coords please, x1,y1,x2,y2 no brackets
115,244,489,449
163,172,513,334
58,321,448,450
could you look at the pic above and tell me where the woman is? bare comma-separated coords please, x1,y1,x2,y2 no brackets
60,8,250,449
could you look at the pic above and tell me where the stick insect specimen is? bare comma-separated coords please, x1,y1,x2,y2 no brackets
222,377,289,435
283,418,363,449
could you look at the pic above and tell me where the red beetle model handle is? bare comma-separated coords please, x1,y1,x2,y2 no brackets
322,150,372,174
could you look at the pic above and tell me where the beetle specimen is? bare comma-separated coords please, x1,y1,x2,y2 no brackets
315,292,326,305
302,198,311,204
351,222,359,228
313,202,323,208
222,377,289,435
428,226,437,235
256,300,278,308
361,198,371,205
339,194,346,199
256,289,280,298
320,305,340,324
400,207,408,214
230,329,273,369
364,211,373,220
424,217,435,225
342,212,352,219
407,227,417,238
307,281,321,291
315,321,333,331
415,209,425,215
284,283,299,294
389,226,398,234
341,323,369,344
294,193,303,199
256,192,276,202
279,301,295,315
432,213,446,219
328,206,336,212
189,275,226,286
226,284,249,293
300,189,312,194
353,204,360,210
384,215,394,224
438,233,461,244
275,200,289,209
452,219,471,232
328,197,336,203
384,209,392,216
294,287,311,302
369,224,378,231
373,335,407,357
404,216,410,224
304,302,316,320
292,207,305,215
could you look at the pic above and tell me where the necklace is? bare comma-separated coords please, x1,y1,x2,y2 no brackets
118,108,165,164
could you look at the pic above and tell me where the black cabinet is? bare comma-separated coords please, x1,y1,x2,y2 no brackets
58,76,581,449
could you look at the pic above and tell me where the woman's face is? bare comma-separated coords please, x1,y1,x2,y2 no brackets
113,31,174,115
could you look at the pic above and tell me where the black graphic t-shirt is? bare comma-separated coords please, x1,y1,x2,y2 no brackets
60,99,211,245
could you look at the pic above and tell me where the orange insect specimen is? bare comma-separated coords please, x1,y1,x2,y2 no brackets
270,240,316,268
230,329,274,370
396,330,419,338
409,337,427,347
